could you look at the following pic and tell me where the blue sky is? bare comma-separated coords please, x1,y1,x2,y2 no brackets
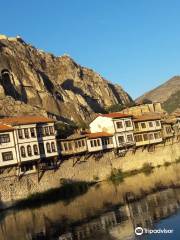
1,0,180,99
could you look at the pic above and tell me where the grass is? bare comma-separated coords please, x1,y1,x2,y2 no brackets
13,180,95,210
109,163,153,183
109,155,180,184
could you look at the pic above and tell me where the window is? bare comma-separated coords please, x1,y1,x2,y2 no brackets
149,133,154,140
18,129,23,139
75,141,78,148
116,121,123,129
166,126,172,134
24,129,29,138
154,132,161,139
90,139,100,147
143,134,148,141
46,142,51,153
2,151,13,161
90,140,94,147
49,126,54,135
68,142,72,150
44,127,50,136
102,137,109,145
27,145,32,156
0,134,10,143
127,134,133,142
63,142,68,151
156,120,160,127
51,142,56,152
134,122,139,130
33,145,39,155
125,120,132,128
118,136,125,144
135,135,143,142
149,122,153,128
141,122,146,129
82,140,85,146
20,146,26,158
30,128,36,137
78,141,82,148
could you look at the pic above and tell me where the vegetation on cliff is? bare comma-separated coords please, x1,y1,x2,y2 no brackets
162,90,180,113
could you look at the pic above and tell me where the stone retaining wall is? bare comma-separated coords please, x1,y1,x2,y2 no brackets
0,140,180,208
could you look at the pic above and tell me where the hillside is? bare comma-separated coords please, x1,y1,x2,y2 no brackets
0,34,133,124
136,76,180,113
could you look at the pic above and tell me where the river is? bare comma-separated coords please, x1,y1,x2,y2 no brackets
1,163,180,240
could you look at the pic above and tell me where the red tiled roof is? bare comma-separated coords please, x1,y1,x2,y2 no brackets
133,114,161,122
86,132,113,139
97,112,132,119
0,124,14,132
0,116,55,126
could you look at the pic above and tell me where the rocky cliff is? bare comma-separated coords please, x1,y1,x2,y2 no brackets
136,76,180,113
0,34,133,124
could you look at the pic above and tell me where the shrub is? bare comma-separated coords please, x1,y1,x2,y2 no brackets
108,168,124,183
176,157,180,163
164,161,171,167
142,163,153,175
93,175,99,181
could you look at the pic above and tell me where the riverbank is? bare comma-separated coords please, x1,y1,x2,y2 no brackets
108,156,180,183
1,163,180,240
3,157,180,212
0,140,180,209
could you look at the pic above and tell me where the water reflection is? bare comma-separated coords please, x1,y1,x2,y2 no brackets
1,164,180,240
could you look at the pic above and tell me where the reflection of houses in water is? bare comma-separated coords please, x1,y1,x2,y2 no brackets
58,188,180,240
8,188,180,240
72,211,117,240
59,233,73,240
148,189,180,221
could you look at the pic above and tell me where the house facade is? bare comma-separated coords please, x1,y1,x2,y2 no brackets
173,114,180,140
161,120,174,141
86,132,114,152
0,124,17,167
133,115,163,147
89,113,135,149
59,134,87,156
0,116,58,174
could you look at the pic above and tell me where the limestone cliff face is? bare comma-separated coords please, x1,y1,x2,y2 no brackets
0,35,133,123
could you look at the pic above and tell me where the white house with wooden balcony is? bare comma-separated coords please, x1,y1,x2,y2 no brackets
86,132,114,152
0,124,17,167
59,134,87,156
133,115,163,147
0,116,58,174
89,113,135,149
